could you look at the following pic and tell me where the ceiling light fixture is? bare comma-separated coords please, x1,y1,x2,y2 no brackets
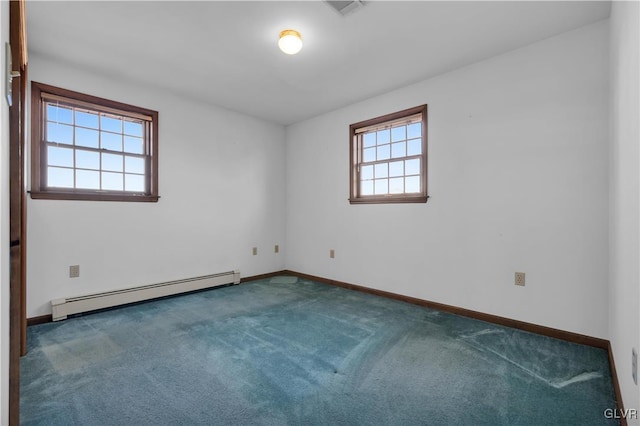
278,29,303,55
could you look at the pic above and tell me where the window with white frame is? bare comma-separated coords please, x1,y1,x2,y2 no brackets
349,105,427,204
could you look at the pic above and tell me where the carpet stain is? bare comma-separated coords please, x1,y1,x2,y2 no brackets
42,335,122,374
460,328,505,338
553,371,604,389
460,327,606,391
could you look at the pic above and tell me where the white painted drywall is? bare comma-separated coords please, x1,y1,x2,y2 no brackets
1,0,10,423
609,0,640,419
285,21,610,339
26,54,287,317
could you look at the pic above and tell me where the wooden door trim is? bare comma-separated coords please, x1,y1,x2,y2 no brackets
9,0,27,424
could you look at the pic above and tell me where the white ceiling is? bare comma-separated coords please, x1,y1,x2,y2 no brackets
26,1,611,126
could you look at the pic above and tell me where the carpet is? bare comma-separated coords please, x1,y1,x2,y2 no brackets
21,277,619,425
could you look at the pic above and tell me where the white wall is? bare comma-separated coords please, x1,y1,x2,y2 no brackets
1,0,10,423
609,0,640,418
26,54,287,317
286,21,610,339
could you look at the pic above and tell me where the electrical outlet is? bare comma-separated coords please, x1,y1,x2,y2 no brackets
274,245,279,254
633,348,637,385
330,249,335,259
252,247,258,256
69,265,80,278
515,272,525,286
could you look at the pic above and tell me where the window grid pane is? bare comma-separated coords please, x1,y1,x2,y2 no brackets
374,179,388,195
358,120,423,197
47,166,74,188
44,101,150,193
389,177,404,194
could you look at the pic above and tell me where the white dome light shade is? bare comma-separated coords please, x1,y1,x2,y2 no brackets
278,29,303,55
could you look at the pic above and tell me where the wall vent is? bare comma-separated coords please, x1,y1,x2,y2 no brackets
325,1,365,16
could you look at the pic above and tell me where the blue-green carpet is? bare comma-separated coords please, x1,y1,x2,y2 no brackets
21,277,619,425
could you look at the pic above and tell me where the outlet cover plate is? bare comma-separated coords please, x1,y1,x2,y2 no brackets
69,265,80,278
515,272,525,286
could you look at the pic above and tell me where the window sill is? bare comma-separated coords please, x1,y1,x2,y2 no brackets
29,191,159,202
349,195,428,204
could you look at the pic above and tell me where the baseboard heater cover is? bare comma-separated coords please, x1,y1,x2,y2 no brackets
51,270,241,321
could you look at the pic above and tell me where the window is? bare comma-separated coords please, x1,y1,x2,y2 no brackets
30,82,159,202
349,105,427,204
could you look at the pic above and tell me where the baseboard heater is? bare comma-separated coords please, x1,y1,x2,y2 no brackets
51,270,241,321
